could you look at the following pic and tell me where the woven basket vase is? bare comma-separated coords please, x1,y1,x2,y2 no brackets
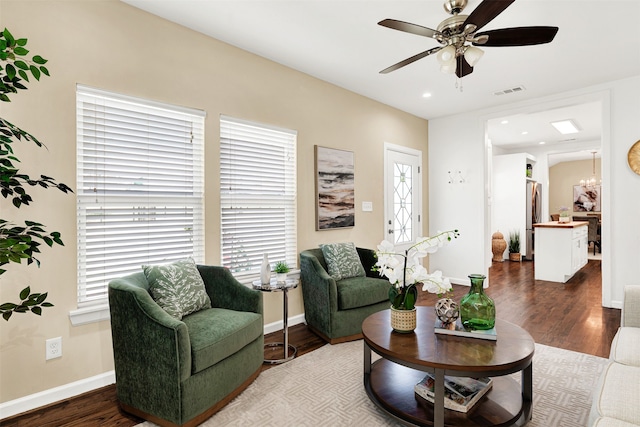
390,306,417,333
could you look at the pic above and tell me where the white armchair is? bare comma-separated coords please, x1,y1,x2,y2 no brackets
590,285,640,427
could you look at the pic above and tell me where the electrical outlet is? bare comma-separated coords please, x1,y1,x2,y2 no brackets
46,337,62,360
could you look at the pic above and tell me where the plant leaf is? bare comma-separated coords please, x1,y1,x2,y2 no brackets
3,28,15,46
14,60,28,70
36,292,48,304
19,286,30,300
6,63,16,80
0,302,17,310
29,65,41,81
32,55,47,65
13,47,29,56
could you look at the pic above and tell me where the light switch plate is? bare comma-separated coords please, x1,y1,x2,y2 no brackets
362,201,373,212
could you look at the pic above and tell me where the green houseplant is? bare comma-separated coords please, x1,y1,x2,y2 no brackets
273,261,290,283
508,230,521,262
0,28,72,320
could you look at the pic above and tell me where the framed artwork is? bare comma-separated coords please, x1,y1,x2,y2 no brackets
315,146,355,230
573,185,601,212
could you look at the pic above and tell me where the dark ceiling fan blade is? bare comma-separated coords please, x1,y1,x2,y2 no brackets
378,19,439,39
455,56,474,78
464,0,516,32
380,47,442,74
473,26,559,46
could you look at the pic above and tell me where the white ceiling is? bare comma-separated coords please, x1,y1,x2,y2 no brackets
122,0,640,154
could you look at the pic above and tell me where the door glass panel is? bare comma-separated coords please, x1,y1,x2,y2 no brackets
393,162,413,244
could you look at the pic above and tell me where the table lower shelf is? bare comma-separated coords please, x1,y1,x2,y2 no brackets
263,342,297,364
365,359,531,427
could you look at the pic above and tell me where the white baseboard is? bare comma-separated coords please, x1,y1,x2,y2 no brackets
264,313,306,335
0,316,308,419
0,371,116,419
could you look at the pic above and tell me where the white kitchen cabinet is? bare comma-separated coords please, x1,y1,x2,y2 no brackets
533,221,588,283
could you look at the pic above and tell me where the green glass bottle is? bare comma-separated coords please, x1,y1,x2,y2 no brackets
460,274,496,330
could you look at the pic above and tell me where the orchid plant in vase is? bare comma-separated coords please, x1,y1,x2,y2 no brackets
374,230,459,311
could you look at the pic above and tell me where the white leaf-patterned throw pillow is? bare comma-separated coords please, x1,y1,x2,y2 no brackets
143,258,212,320
320,242,366,281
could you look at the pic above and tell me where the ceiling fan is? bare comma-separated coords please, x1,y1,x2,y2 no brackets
378,0,559,78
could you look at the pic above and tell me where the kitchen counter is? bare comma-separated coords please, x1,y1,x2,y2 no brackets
533,221,588,282
534,221,588,229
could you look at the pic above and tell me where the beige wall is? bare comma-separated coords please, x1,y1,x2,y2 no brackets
549,158,602,217
0,0,429,402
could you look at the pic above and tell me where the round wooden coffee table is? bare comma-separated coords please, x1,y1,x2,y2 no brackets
362,306,534,427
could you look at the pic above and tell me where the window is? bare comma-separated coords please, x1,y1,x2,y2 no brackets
76,85,205,306
220,115,297,281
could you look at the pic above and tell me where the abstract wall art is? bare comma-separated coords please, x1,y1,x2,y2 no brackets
573,185,601,212
315,146,355,230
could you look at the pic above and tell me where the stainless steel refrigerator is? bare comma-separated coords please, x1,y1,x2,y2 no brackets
525,181,542,260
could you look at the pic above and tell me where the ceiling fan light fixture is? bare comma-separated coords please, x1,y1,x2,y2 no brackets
463,46,484,66
440,63,457,74
436,45,456,65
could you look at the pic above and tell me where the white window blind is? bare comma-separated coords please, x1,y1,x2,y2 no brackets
220,115,297,280
76,85,205,306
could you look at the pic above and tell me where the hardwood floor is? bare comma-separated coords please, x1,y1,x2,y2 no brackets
2,259,618,427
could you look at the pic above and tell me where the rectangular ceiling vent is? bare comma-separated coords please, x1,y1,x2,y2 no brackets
494,85,526,96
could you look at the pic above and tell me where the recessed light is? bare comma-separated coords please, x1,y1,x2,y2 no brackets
501,120,509,124
551,119,581,135
521,131,528,135
539,141,546,145
422,92,432,98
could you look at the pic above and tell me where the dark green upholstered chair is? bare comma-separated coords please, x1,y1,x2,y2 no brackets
299,247,389,344
108,265,263,427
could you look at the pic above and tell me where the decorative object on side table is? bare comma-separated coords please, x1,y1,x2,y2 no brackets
375,229,459,333
491,230,507,262
508,230,521,262
260,253,271,285
558,206,571,223
459,274,496,331
273,261,290,283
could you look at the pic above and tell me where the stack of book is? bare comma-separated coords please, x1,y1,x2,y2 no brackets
414,374,493,413
434,319,497,341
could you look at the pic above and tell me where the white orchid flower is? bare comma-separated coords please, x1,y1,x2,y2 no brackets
373,229,458,301
421,270,452,295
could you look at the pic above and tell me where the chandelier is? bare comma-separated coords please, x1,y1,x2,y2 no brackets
580,151,599,187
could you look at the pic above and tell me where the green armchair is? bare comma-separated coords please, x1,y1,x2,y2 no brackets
108,265,264,427
299,247,389,344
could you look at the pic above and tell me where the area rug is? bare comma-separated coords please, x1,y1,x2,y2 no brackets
138,340,608,427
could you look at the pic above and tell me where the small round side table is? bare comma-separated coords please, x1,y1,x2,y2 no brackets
252,278,299,364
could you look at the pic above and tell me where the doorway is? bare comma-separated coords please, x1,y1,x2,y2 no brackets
486,95,608,304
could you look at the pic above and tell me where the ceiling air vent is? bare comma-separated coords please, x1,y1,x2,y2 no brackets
494,85,526,96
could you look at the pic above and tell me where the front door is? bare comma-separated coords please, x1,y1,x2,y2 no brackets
384,144,422,253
